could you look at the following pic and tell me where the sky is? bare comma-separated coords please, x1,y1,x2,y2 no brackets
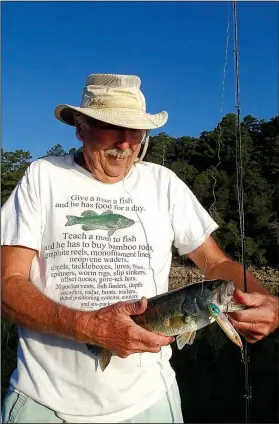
2,1,278,160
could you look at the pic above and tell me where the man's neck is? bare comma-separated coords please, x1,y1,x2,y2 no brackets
73,150,90,172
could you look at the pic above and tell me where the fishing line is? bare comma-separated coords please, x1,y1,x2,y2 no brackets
209,1,231,223
205,2,230,296
233,2,252,422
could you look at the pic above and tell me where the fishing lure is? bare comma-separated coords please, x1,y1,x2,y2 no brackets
208,302,244,361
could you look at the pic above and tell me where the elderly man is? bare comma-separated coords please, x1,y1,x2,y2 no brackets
2,73,278,423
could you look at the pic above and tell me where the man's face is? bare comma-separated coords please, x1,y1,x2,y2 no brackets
79,117,144,183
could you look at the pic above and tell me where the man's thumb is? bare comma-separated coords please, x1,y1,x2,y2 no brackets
117,297,148,316
233,289,261,307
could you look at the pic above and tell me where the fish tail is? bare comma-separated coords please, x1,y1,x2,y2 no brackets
65,215,79,226
99,348,112,372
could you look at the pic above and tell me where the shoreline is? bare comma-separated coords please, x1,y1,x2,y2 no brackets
169,265,279,294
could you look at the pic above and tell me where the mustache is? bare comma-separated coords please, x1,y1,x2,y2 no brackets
104,148,132,159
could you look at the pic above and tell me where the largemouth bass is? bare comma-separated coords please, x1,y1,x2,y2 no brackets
87,279,244,371
65,210,135,237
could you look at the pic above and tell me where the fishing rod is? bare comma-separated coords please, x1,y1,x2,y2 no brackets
232,1,252,422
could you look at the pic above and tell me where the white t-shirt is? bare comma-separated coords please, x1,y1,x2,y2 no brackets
1,154,218,422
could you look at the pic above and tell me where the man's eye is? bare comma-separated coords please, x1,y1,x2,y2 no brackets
101,125,113,129
104,126,120,131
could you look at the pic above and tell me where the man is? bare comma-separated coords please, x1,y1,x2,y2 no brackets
2,73,278,423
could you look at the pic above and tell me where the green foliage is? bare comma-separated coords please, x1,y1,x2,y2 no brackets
1,149,32,205
46,143,67,156
144,132,177,165
169,161,198,185
69,147,82,154
145,114,279,267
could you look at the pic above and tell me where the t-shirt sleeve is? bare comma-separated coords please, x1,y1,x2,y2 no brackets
169,173,219,255
1,166,42,251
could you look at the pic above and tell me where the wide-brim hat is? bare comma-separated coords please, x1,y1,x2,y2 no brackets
54,74,168,130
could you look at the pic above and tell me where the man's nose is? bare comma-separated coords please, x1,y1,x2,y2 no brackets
116,140,130,151
115,130,136,151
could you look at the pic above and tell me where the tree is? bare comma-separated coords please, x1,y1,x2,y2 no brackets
46,144,66,157
170,161,198,186
68,147,82,154
1,149,32,205
144,132,176,166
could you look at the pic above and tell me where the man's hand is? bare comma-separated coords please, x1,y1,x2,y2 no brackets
186,237,278,344
228,289,279,343
76,297,174,358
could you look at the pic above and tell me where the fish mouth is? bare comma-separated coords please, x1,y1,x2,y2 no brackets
210,280,235,306
208,280,245,313
122,219,135,227
117,219,135,228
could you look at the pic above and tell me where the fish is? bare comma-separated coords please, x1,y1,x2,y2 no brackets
65,210,135,237
87,279,245,371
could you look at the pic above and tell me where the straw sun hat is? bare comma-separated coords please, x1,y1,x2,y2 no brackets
54,73,168,130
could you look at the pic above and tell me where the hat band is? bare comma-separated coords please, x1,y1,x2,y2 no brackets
81,86,146,111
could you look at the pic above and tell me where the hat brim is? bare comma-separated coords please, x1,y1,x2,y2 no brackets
54,104,168,130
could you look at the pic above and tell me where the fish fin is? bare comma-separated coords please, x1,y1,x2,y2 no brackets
81,210,98,217
65,215,78,226
99,349,113,372
176,331,196,350
188,330,197,344
86,344,112,371
82,224,96,231
107,229,116,237
101,210,114,215
86,344,101,356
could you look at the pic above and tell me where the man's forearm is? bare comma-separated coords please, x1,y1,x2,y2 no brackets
205,259,269,295
2,275,91,342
